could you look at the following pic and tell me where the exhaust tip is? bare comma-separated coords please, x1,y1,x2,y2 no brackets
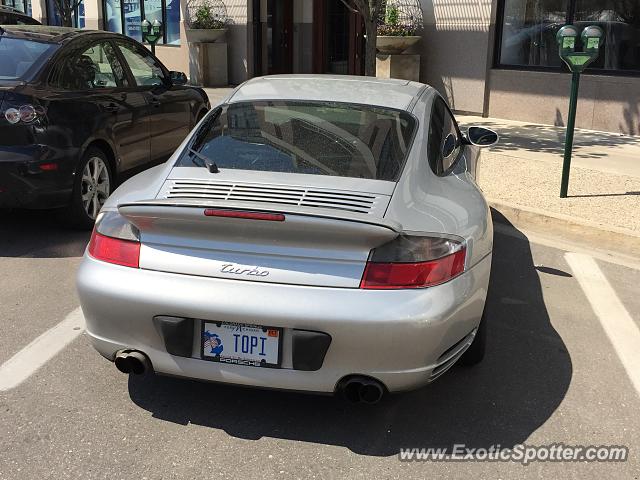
342,380,362,404
338,376,386,404
114,354,133,374
360,382,384,404
114,350,152,375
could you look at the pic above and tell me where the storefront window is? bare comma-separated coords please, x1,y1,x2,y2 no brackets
574,0,640,71
122,0,142,42
1,0,32,15
47,0,85,27
104,0,123,33
165,0,180,44
103,0,181,45
497,0,640,74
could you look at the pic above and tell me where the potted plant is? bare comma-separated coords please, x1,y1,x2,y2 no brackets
376,4,422,54
185,0,229,43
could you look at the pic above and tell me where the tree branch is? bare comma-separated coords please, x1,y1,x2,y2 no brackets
338,0,359,14
352,0,370,21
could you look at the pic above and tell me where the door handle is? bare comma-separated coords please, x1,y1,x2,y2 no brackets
104,103,119,113
150,97,161,108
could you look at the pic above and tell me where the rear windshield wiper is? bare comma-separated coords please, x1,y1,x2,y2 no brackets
188,148,219,173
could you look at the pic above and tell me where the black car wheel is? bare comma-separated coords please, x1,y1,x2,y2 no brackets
67,147,113,229
459,307,487,366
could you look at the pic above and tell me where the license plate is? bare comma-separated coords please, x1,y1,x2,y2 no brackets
201,321,282,368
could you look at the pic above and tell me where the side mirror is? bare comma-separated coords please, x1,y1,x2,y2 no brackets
466,126,499,147
169,71,188,85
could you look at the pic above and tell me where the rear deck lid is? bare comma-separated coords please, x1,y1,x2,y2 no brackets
160,168,395,216
119,196,401,288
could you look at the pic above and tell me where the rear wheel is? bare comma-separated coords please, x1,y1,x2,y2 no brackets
459,308,487,366
67,147,113,230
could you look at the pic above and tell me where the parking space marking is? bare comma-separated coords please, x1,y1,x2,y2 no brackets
566,252,640,397
0,307,85,392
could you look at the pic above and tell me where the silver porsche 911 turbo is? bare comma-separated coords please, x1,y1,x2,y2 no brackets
76,75,498,403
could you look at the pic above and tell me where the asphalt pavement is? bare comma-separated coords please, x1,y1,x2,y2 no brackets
1,208,639,479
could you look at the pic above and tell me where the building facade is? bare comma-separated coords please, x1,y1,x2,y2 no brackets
9,0,640,135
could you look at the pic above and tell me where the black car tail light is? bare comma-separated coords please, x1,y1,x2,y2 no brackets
3,104,46,124
88,211,141,268
360,234,467,289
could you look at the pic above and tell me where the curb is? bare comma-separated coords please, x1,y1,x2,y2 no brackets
488,199,640,258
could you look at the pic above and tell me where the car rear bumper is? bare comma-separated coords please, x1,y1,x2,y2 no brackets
0,145,76,208
77,253,492,393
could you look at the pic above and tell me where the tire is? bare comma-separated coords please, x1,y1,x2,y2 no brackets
459,307,487,366
66,147,113,230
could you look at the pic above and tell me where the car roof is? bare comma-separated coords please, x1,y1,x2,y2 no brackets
0,25,105,43
229,75,431,111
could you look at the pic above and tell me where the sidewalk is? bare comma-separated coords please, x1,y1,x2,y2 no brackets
458,116,640,236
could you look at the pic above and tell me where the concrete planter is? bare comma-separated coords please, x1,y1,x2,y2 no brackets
376,35,421,54
185,28,227,43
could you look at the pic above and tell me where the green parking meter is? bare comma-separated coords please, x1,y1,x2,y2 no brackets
556,25,604,198
141,19,163,55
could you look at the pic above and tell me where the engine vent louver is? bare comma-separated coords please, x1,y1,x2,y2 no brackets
161,180,388,215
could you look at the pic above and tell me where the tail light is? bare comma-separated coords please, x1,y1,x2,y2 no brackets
360,234,466,289
88,211,140,268
3,104,46,124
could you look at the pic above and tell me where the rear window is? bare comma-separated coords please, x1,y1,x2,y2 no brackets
178,101,416,181
0,37,56,80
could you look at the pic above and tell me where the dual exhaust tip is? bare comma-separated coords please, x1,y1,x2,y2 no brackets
339,376,385,404
114,352,385,404
114,350,151,375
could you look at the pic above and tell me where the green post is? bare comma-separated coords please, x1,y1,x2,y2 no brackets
555,24,604,198
560,72,580,198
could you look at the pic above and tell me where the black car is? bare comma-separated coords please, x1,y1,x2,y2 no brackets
0,25,209,227
0,5,40,25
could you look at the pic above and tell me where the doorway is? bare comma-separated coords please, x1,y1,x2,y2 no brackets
267,0,293,74
313,0,364,75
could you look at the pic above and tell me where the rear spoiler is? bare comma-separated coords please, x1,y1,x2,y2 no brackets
117,198,403,233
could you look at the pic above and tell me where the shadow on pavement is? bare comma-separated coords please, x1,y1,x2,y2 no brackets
127,211,573,456
0,209,90,258
464,119,635,159
568,191,640,199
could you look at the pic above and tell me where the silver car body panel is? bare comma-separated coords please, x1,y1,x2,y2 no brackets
118,202,399,287
387,90,493,269
77,75,493,393
78,253,491,393
228,74,427,111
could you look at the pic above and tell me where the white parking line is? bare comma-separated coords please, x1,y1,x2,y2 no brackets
0,307,85,392
566,252,640,397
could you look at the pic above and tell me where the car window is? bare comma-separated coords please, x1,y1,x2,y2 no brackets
49,41,128,90
0,37,56,80
177,101,416,181
116,42,166,87
427,96,462,175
